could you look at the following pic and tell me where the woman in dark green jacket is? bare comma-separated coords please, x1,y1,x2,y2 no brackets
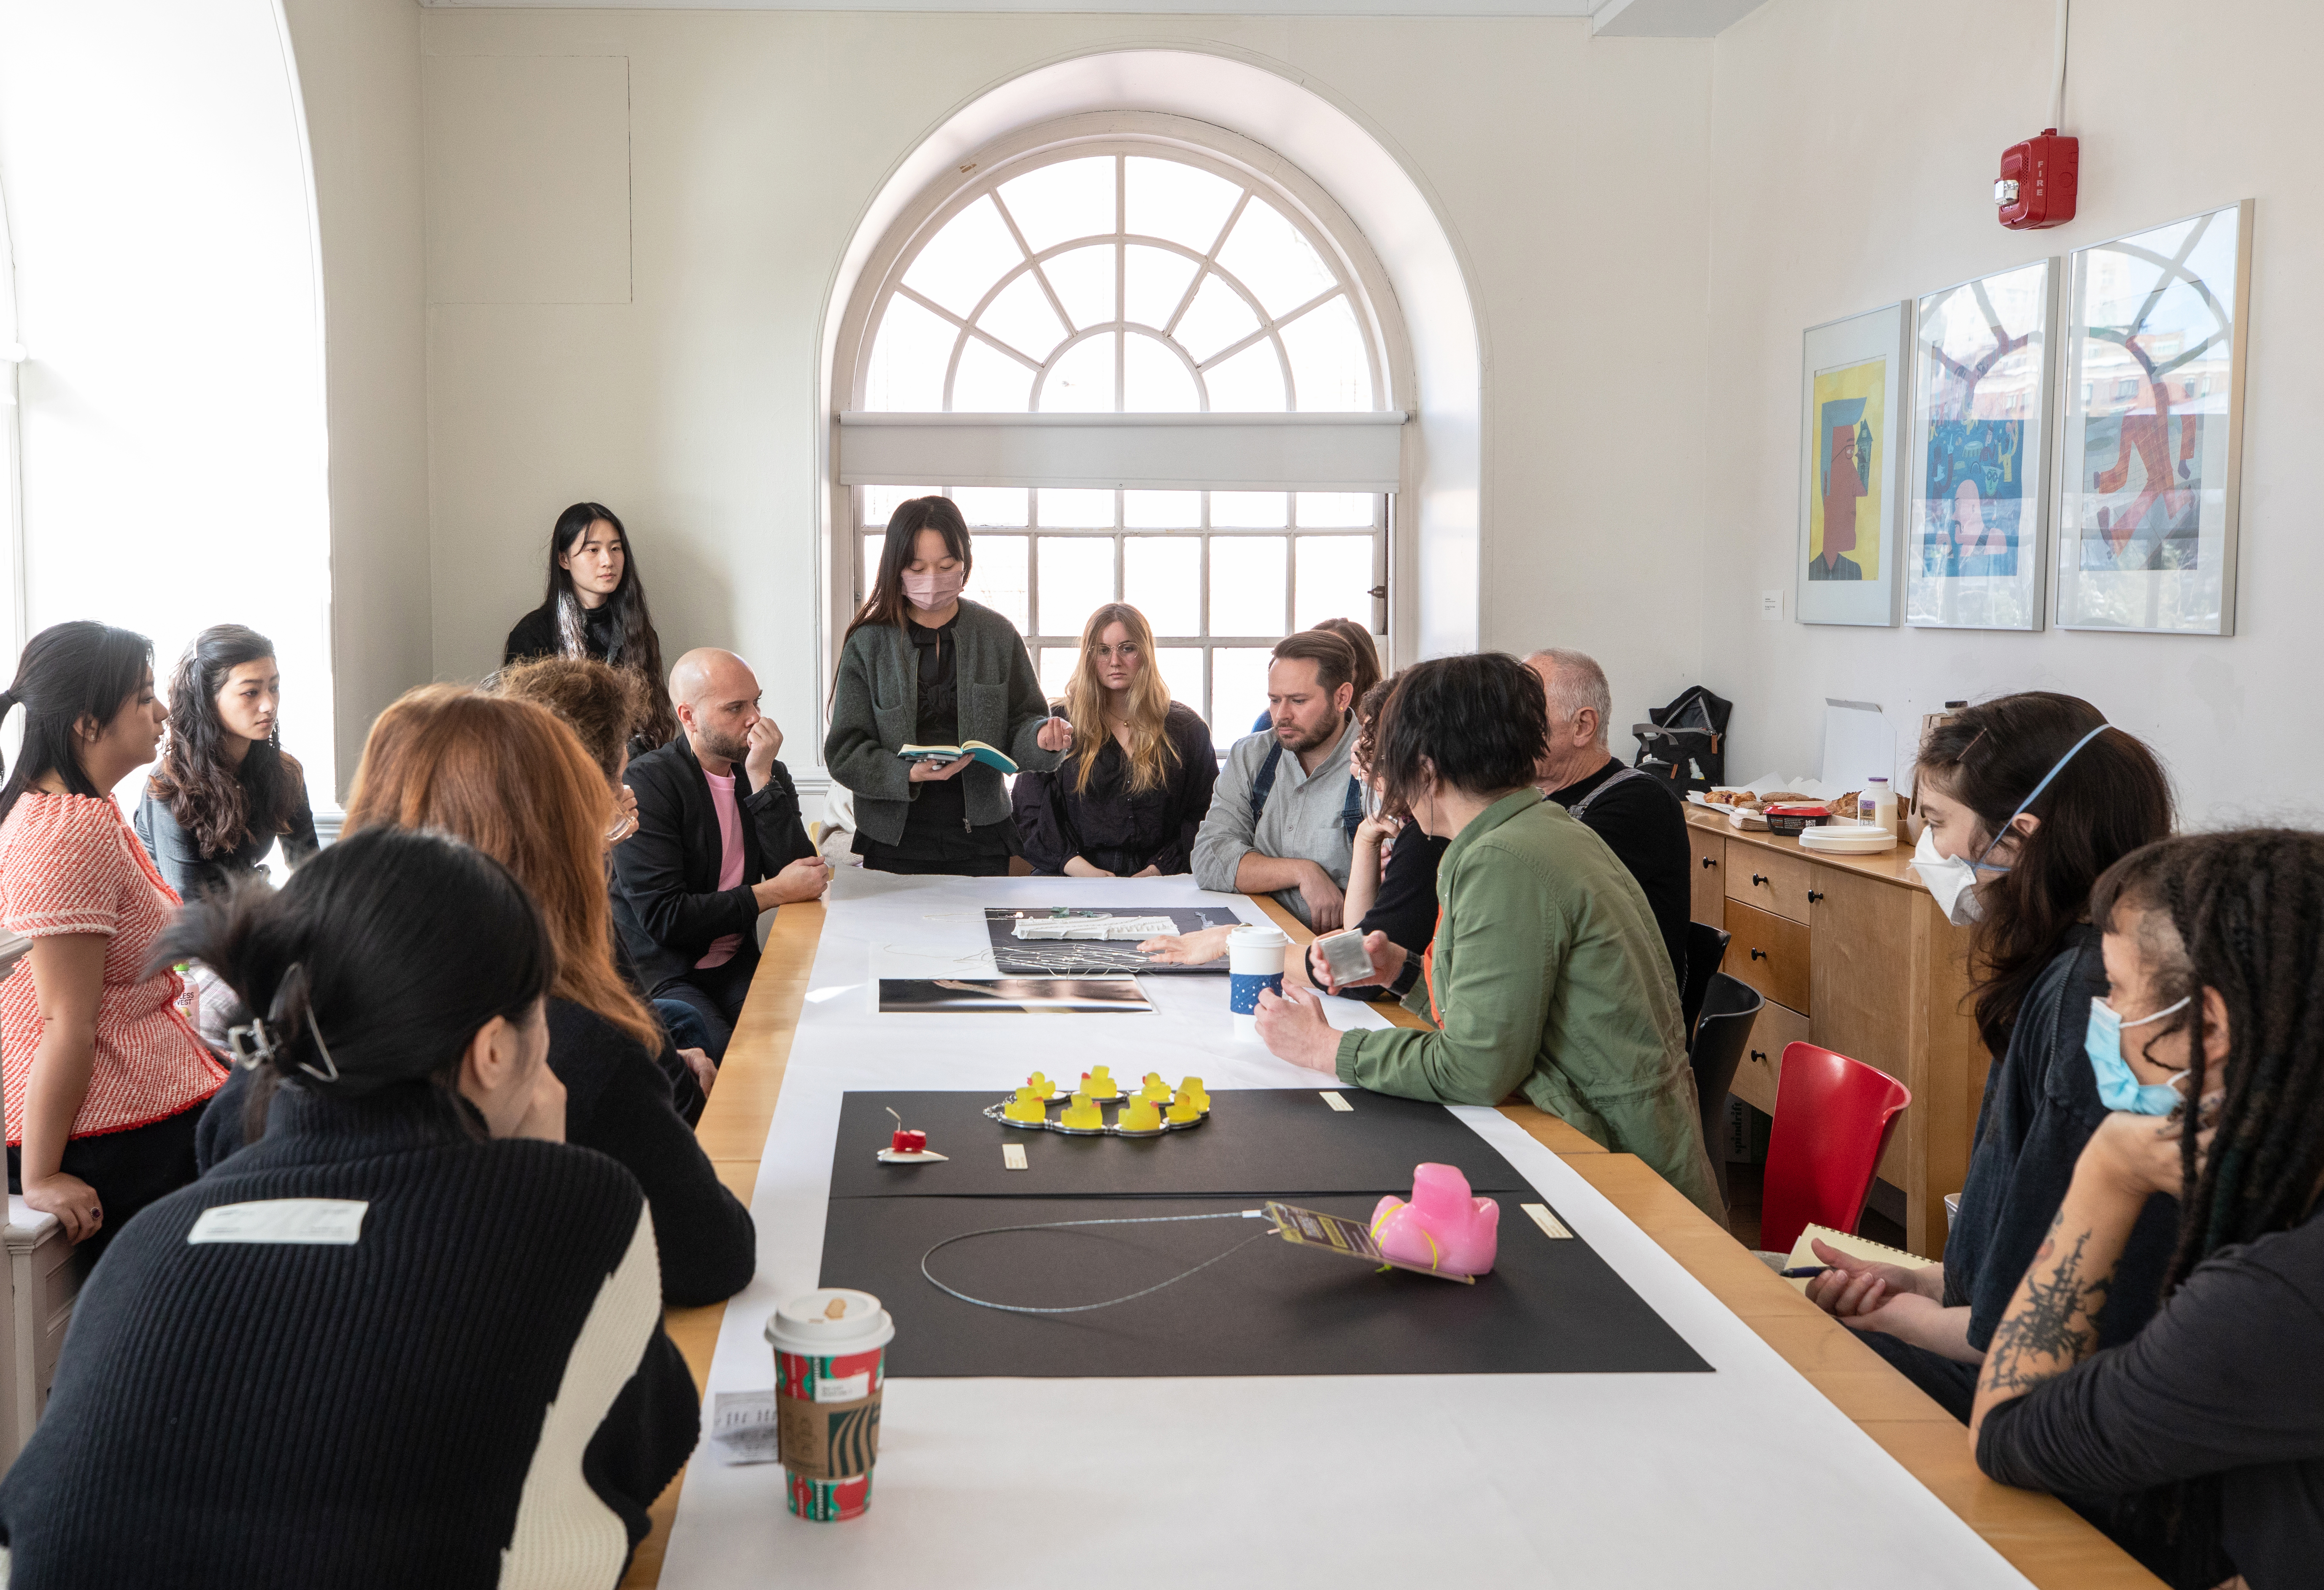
825,496,1070,874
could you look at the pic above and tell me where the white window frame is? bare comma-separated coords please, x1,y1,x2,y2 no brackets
826,112,1416,711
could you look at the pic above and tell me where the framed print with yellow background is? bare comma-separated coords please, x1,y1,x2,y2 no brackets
2054,201,2251,635
1908,260,2057,630
1797,304,1909,626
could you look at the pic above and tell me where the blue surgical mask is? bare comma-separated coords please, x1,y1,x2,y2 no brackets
2085,994,2193,1115
1911,723,2111,927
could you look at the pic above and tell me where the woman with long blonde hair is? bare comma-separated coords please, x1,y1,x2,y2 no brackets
195,686,755,1305
1013,603,1217,877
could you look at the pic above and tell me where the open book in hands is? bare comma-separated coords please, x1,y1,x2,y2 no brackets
898,741,1019,774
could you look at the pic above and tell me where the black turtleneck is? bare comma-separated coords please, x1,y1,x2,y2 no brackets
0,1082,697,1588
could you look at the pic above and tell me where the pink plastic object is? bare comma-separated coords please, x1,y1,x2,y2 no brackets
1370,1163,1499,1278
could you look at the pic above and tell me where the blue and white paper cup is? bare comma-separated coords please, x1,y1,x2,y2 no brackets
1227,924,1289,1039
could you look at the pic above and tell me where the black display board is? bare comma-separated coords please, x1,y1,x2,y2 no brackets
836,1090,1537,1200
820,1193,1709,1379
983,905,1243,976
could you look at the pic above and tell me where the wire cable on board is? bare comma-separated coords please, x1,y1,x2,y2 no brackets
920,1210,1272,1314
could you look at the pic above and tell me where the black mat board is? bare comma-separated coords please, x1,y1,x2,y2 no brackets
821,1193,1709,1378
984,905,1243,976
836,1090,1536,1201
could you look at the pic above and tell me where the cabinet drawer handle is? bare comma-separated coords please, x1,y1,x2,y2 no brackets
1701,855,1717,869
1750,1049,1767,1063
1751,873,1770,887
1750,948,1768,961
1807,889,1825,904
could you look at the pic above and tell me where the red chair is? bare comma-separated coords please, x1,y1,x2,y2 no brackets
1758,1041,1911,1256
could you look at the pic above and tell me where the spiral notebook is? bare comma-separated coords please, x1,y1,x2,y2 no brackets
1784,1222,1931,1294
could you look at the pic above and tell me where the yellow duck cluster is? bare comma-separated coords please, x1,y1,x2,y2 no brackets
1000,1068,1209,1135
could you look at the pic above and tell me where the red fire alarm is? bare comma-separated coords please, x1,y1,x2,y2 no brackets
1996,129,2078,230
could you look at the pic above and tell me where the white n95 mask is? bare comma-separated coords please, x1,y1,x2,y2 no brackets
1909,722,2112,928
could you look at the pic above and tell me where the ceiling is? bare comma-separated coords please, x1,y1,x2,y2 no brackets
417,0,1770,35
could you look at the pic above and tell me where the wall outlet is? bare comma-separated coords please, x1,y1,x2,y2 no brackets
1760,589,1784,621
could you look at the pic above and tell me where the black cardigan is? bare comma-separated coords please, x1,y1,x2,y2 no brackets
505,599,621,667
1011,703,1218,876
611,734,816,996
196,998,756,1306
0,1083,697,1588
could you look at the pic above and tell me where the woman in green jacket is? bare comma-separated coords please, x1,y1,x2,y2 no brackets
1256,652,1721,1220
826,496,1069,874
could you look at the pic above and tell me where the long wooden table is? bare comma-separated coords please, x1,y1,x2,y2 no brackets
624,892,2154,1589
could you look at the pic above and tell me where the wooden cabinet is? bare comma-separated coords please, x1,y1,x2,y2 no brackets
1684,809,1984,1255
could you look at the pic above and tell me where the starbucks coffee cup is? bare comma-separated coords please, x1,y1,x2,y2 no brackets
767,1289,896,1522
1227,923,1290,1039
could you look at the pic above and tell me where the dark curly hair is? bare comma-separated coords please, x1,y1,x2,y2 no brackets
146,625,304,860
1371,653,1547,818
485,656,649,784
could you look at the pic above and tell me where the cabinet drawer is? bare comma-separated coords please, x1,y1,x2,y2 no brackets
1690,830,1726,928
1725,846,1815,926
1728,998,1810,1116
1724,900,1811,1014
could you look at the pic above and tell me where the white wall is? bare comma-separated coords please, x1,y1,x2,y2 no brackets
283,0,430,800
0,0,335,799
1703,0,2324,825
416,11,1715,776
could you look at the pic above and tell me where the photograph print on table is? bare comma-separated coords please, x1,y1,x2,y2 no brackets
1907,259,2057,630
1797,303,1911,626
2054,201,2251,635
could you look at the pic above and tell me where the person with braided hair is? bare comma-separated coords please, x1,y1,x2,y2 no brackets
1803,694,2178,1421
1971,829,2324,1590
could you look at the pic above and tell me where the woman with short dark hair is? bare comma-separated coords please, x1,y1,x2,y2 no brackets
1970,829,2324,1590
0,826,698,1586
0,622,223,1253
135,624,319,900
504,502,680,750
1256,652,1718,1218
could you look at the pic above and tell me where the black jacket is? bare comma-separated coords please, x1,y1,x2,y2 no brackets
0,1082,697,1588
196,998,756,1306
611,734,816,996
1012,703,1218,876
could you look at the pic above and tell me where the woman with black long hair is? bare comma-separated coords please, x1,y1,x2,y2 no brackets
504,501,680,749
1971,829,2324,1590
825,495,1069,875
0,826,698,1586
0,622,224,1253
1804,694,2177,1420
134,624,318,901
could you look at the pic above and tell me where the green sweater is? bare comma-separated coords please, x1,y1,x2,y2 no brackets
823,600,1063,847
1334,790,1721,1220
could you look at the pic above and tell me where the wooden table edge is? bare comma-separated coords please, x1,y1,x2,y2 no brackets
624,890,2151,1590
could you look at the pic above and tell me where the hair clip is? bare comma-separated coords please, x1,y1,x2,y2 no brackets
225,1017,278,1072
298,1010,341,1085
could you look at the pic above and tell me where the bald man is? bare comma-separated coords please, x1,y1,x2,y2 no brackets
611,648,829,1060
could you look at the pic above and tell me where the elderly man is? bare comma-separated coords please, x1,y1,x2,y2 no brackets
612,648,831,1061
1526,649,1689,990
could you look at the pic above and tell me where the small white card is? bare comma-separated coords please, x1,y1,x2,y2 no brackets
710,1390,782,1465
1521,1203,1573,1240
1319,1091,1353,1112
188,1199,368,1246
1002,1143,1028,1171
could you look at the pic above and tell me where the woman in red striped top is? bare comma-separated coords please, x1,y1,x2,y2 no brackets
0,622,224,1253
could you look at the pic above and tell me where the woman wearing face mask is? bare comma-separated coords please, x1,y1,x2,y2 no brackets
826,496,1069,876
1803,693,2176,1421
135,625,318,903
1971,830,2324,1590
1012,603,1215,879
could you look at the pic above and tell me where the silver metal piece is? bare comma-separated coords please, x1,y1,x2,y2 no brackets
1995,178,2020,206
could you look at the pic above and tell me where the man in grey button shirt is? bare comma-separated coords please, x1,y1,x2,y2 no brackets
1190,630,1362,929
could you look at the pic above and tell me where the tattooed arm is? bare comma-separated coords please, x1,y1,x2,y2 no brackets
1968,1109,2187,1446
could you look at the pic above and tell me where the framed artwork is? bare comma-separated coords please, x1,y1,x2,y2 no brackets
2054,200,2251,635
1906,260,2057,630
1796,304,1910,626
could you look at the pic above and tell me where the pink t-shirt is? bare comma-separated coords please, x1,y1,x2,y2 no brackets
696,770,747,970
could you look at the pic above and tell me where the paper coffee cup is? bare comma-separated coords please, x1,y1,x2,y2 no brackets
1227,924,1289,1038
767,1288,896,1522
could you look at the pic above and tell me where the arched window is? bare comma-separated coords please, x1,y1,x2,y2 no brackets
835,118,1408,730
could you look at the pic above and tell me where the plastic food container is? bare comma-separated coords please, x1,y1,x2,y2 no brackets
1763,803,1832,838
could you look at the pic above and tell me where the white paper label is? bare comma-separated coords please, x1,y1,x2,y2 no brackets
1002,1143,1028,1171
812,1371,870,1404
188,1199,368,1246
710,1389,782,1465
1521,1203,1573,1240
1319,1091,1353,1112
